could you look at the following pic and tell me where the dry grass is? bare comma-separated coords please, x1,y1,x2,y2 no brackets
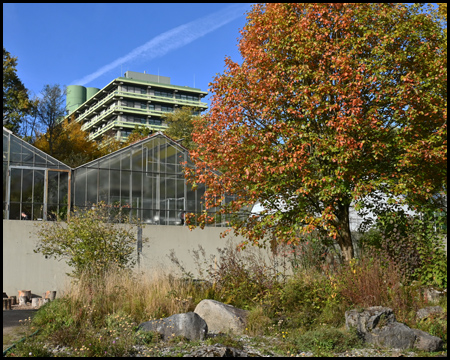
58,266,210,328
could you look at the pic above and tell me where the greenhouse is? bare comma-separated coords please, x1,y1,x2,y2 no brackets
3,127,71,221
3,128,228,226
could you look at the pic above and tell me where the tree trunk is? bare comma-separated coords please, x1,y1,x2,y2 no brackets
335,203,354,262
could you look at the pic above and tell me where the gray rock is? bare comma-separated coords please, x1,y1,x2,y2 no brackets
368,321,416,350
412,328,443,352
345,306,444,352
138,312,207,341
423,288,446,303
345,306,396,338
194,299,249,335
416,306,443,321
185,345,248,357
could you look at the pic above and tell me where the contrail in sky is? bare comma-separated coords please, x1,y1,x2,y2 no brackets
72,4,248,86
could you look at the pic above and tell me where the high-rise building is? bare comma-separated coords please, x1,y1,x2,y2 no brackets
65,71,208,142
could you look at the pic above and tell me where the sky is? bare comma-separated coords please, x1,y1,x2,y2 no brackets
3,3,254,107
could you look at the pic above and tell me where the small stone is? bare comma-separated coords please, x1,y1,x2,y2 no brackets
416,306,443,321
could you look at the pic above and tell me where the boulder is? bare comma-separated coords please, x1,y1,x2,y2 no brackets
345,306,396,338
368,321,416,349
346,306,444,352
138,312,207,341
416,306,443,321
412,328,443,352
194,299,248,335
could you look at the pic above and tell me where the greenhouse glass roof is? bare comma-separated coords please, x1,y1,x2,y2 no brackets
4,129,224,226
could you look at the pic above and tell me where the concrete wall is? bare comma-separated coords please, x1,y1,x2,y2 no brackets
3,220,286,298
3,220,72,298
5,220,445,299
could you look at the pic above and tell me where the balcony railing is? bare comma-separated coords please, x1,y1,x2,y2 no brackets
88,119,168,141
74,90,207,125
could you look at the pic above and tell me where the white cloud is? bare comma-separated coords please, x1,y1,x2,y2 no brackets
71,4,248,86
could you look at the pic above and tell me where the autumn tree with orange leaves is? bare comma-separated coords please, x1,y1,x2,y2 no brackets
34,116,102,168
187,3,447,262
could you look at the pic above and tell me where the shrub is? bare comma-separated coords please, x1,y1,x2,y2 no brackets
34,202,145,281
245,305,273,336
279,267,345,331
334,249,426,323
169,241,283,312
286,233,341,274
359,209,447,290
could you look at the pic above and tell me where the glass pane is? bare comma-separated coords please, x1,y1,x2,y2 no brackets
159,177,166,211
165,177,176,201
47,171,60,205
131,148,143,171
9,203,20,220
9,141,22,164
10,169,22,202
74,168,86,206
58,172,69,207
21,169,33,203
3,163,7,205
120,170,130,206
186,183,196,212
109,155,121,170
21,203,32,220
132,172,142,207
34,170,45,204
143,175,155,210
121,151,130,170
3,131,9,161
177,178,185,204
47,204,58,221
33,204,44,220
86,168,98,205
21,147,34,165
98,169,109,202
166,145,178,163
168,210,178,225
34,153,47,167
166,163,176,174
110,169,120,205
158,144,166,163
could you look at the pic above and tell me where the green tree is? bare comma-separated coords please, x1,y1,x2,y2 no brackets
437,3,447,23
162,106,200,150
33,84,67,157
123,125,153,146
187,4,447,262
34,202,144,280
3,47,35,134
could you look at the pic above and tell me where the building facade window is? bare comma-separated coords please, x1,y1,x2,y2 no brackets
161,105,173,113
176,94,199,102
154,89,173,98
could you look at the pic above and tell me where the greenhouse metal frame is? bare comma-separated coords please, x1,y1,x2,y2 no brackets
3,128,227,226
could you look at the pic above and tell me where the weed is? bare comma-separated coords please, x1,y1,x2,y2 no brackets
291,327,363,356
209,334,245,350
245,305,273,336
